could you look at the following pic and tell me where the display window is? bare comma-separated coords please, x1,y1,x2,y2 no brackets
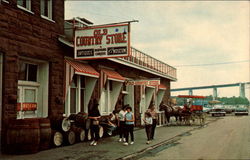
17,58,49,119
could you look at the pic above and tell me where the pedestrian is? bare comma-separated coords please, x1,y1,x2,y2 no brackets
103,112,117,136
124,105,135,146
118,105,127,142
143,112,153,144
147,103,158,140
88,99,101,146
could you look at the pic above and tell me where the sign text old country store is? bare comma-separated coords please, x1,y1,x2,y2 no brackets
74,24,130,59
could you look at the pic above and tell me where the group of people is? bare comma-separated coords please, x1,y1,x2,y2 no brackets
88,99,158,146
117,104,135,145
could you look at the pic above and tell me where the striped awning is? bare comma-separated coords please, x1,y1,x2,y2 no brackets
65,59,99,78
102,68,125,82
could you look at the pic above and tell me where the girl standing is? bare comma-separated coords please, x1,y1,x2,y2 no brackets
118,105,127,142
143,112,153,144
124,105,134,145
88,99,101,146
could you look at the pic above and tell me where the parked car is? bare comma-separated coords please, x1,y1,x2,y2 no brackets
234,108,249,116
224,108,233,114
210,108,226,117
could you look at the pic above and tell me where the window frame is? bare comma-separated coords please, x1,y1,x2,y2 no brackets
18,61,39,84
17,0,33,14
17,58,49,119
40,0,53,21
1,0,9,4
65,75,86,116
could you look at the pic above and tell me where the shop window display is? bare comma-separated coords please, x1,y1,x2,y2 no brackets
17,59,49,119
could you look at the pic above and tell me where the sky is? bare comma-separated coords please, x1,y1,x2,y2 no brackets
65,1,250,100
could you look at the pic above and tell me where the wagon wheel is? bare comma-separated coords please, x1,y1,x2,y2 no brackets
190,113,196,125
200,113,206,126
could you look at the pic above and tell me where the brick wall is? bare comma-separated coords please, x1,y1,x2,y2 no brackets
0,0,65,149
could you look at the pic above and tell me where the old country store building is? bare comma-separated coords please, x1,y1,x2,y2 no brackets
0,0,177,154
61,18,177,125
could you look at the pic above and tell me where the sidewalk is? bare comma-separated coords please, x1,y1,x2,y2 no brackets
0,124,206,160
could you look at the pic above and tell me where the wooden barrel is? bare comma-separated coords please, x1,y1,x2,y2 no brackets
63,130,76,145
87,126,104,140
50,117,71,132
39,118,51,150
69,113,88,129
51,130,63,147
87,129,92,141
71,126,85,142
68,114,77,121
99,126,104,138
6,118,40,154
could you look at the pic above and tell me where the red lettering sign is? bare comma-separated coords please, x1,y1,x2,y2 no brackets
75,23,130,60
17,103,37,111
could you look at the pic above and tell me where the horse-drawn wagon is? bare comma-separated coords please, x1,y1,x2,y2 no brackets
160,95,207,126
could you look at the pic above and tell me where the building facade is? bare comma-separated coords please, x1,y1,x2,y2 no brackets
60,20,177,126
0,0,177,154
0,0,65,153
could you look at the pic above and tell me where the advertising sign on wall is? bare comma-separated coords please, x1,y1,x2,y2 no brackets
126,79,161,86
74,23,130,60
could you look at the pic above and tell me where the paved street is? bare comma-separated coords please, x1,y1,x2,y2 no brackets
137,115,250,160
1,115,249,160
0,120,205,160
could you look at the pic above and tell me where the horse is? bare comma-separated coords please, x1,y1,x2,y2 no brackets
160,103,196,125
159,103,182,125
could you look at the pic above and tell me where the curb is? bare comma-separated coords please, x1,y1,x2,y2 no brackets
116,128,194,160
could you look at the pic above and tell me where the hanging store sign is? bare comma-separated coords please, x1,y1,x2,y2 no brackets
126,79,160,86
74,23,130,60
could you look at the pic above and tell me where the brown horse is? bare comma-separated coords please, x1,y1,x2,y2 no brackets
160,103,182,124
160,103,194,125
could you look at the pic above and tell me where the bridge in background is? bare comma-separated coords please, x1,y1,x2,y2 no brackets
171,82,250,98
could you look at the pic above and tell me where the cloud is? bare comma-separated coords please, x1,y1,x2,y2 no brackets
65,1,250,99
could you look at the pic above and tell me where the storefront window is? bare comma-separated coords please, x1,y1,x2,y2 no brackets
66,75,87,115
17,59,49,119
70,75,78,113
18,62,38,82
24,88,36,102
100,80,123,115
80,76,85,112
